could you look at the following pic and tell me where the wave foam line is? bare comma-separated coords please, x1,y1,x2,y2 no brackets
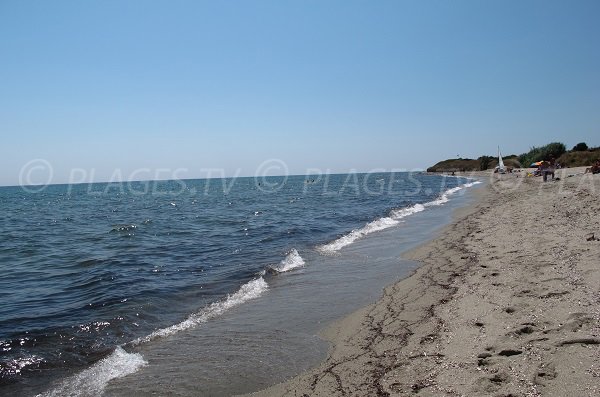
318,215,401,253
133,277,268,345
424,180,481,207
40,278,269,396
424,186,462,206
265,249,305,274
38,347,146,397
463,181,482,188
319,181,481,253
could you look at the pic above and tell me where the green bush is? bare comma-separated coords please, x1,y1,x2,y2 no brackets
478,155,494,171
518,142,566,166
427,142,597,171
557,148,600,167
572,142,588,151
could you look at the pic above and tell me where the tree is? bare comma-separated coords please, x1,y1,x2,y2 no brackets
543,142,567,159
478,155,494,170
518,142,566,166
572,142,588,151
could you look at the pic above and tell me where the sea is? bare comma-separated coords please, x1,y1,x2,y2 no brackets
0,172,481,396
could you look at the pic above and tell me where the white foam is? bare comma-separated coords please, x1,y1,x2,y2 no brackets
40,278,269,395
133,277,268,344
318,180,481,253
390,203,426,219
273,249,305,273
463,181,482,188
424,186,463,206
423,180,481,207
318,216,400,253
39,347,146,397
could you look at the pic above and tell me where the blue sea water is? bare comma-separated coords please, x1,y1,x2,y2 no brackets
0,173,479,396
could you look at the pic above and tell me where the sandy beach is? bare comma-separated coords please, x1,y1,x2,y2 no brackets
246,168,600,397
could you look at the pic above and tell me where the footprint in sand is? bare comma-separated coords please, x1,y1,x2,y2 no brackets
558,312,594,332
474,370,510,393
535,363,557,385
497,349,522,357
506,323,536,337
477,352,493,366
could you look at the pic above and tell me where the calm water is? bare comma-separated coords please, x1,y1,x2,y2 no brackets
0,173,478,396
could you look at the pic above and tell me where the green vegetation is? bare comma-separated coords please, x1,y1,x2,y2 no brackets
426,158,480,173
557,148,600,167
517,142,566,166
487,157,521,169
572,142,588,151
428,141,598,172
478,155,494,171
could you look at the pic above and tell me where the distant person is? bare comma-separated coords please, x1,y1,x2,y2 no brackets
585,160,600,174
541,159,555,182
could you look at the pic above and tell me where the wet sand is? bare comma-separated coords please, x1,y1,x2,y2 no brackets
246,168,600,397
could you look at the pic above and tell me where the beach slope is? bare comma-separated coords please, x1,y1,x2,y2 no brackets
247,169,600,397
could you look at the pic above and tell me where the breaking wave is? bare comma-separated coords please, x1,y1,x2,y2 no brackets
319,180,481,253
264,249,305,274
133,277,268,345
38,347,146,397
318,216,400,252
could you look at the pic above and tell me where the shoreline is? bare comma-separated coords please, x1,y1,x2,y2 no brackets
245,168,599,396
8,174,479,397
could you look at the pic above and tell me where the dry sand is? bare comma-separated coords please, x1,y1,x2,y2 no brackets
246,168,600,397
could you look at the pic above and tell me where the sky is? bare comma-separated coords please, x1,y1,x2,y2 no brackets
1,0,599,186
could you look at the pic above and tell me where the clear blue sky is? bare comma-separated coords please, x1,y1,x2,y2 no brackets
1,0,599,185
